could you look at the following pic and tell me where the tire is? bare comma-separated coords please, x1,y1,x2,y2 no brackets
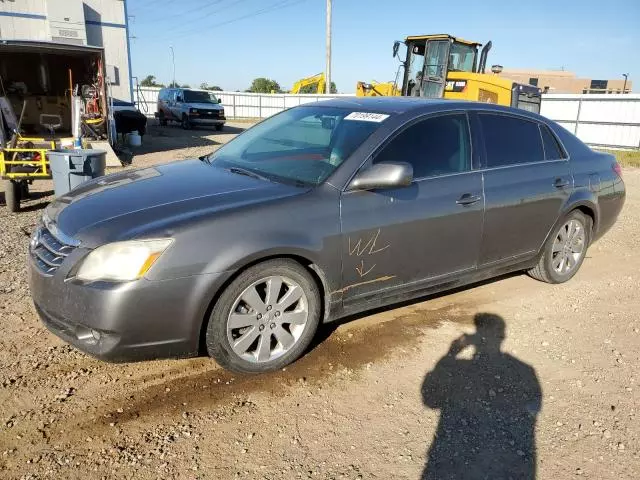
206,259,321,373
528,210,592,284
159,113,167,126
215,124,223,132
181,114,191,130
2,180,20,213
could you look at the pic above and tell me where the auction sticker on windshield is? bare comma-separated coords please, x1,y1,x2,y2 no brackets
344,112,390,122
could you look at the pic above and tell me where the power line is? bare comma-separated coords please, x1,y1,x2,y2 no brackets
134,0,226,25
144,0,310,41
140,0,253,37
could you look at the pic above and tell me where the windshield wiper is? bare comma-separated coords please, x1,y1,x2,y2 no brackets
198,154,212,164
226,166,271,182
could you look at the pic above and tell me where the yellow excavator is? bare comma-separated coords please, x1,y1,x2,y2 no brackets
291,73,326,94
357,34,541,113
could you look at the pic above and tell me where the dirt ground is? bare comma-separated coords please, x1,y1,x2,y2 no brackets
0,121,638,479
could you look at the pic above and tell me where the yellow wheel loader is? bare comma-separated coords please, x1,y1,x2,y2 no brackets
357,34,541,113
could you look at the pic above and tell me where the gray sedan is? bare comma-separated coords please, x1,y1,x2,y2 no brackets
28,98,625,373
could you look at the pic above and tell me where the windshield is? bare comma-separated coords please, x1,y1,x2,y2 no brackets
183,90,218,104
449,42,476,72
207,106,388,186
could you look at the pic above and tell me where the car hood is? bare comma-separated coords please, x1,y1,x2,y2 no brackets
46,160,305,246
188,102,223,110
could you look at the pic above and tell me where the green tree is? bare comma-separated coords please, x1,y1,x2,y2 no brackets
249,77,281,93
200,82,223,91
140,75,164,87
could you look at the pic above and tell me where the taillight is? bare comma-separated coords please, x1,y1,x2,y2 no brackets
612,161,622,177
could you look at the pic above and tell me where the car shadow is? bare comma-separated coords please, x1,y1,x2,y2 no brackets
306,271,523,354
420,312,541,480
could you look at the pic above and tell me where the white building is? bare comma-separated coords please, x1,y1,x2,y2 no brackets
0,0,132,102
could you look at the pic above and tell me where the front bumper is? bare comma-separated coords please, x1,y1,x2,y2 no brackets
28,249,231,362
189,114,225,126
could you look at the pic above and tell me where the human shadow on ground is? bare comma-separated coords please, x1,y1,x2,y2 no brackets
421,313,542,480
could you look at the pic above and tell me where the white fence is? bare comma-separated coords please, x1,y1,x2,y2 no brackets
134,87,640,150
540,94,640,149
133,86,352,119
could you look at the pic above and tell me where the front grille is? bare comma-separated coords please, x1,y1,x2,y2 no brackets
30,226,77,275
200,110,219,117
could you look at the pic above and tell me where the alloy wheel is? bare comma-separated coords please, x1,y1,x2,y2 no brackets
226,275,308,363
551,219,586,275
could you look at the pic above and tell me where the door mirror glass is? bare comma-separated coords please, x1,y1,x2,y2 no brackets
348,162,413,191
218,98,222,104
393,40,401,59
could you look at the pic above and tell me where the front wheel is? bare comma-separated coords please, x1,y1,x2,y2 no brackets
206,259,321,373
215,124,223,131
528,210,591,284
181,114,191,130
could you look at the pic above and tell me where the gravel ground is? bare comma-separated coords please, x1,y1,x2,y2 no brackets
0,124,638,479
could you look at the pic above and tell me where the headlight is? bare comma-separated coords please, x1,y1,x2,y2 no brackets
75,239,173,282
190,108,198,113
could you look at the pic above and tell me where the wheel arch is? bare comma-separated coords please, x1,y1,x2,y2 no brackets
537,197,598,257
196,252,331,355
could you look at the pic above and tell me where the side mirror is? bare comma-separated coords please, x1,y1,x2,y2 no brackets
392,40,401,59
218,98,222,103
348,162,413,191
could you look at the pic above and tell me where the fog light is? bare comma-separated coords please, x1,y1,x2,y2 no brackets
91,329,101,342
76,326,102,345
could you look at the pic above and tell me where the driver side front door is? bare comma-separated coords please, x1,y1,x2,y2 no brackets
339,112,484,307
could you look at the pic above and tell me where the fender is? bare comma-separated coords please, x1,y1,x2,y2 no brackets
537,188,599,255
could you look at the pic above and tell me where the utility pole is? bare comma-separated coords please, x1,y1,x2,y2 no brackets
169,46,176,87
325,0,331,94
622,73,629,94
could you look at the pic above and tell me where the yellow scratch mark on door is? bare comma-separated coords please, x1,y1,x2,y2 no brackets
355,259,376,277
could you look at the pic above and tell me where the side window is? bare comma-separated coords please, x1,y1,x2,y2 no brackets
479,114,544,167
539,124,566,160
374,114,471,178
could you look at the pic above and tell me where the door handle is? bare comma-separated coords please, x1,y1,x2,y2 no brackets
554,178,570,188
456,193,482,206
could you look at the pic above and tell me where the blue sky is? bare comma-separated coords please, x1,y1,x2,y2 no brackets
128,0,639,92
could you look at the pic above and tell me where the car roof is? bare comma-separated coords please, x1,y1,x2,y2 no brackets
311,97,543,119
310,97,452,114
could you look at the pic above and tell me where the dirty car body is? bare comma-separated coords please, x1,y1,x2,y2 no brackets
28,98,625,372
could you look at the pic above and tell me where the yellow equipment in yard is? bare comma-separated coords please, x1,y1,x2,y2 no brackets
0,135,55,212
357,34,541,113
291,73,326,94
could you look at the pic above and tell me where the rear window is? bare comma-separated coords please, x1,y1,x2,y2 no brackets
539,124,566,160
479,114,544,167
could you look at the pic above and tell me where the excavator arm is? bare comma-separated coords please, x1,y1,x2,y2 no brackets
291,73,326,94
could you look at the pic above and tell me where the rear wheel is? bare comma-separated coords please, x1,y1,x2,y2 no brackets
2,180,20,213
528,210,591,284
158,112,167,126
206,259,321,373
